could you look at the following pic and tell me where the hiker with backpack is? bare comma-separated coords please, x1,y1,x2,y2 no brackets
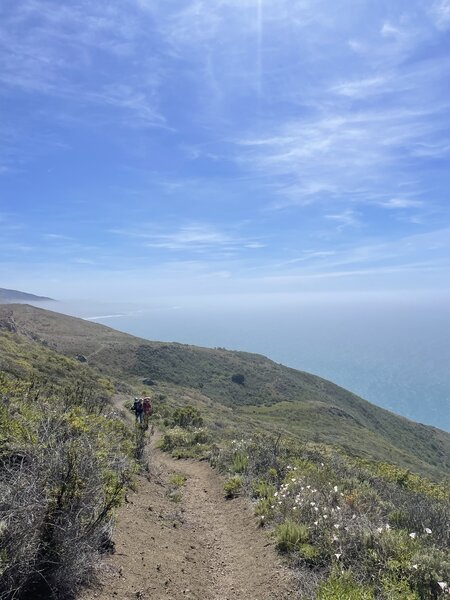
132,397,144,424
142,397,153,429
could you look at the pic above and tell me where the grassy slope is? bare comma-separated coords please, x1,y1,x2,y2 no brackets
0,303,449,480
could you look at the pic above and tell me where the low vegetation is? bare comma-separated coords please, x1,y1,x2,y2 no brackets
0,369,136,600
205,417,449,599
159,406,211,459
167,473,187,503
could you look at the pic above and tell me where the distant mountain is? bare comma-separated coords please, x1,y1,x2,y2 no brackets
0,303,449,481
0,287,54,303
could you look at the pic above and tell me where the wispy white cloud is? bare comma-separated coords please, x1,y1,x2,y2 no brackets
112,223,265,254
331,76,388,98
43,233,74,241
378,198,424,209
237,104,449,210
430,0,450,30
325,210,362,230
0,1,165,126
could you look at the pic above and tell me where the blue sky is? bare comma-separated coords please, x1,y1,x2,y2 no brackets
1,0,450,305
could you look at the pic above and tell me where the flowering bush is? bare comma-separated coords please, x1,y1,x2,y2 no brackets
214,433,450,599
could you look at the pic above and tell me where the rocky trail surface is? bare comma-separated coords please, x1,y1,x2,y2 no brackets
82,434,298,600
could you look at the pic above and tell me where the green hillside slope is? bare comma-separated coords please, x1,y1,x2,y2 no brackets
0,303,449,481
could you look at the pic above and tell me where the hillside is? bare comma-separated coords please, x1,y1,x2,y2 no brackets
0,303,449,481
0,287,54,303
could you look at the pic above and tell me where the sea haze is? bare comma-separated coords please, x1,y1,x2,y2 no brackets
37,299,450,432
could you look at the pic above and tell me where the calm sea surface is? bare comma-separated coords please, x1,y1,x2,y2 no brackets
38,300,450,431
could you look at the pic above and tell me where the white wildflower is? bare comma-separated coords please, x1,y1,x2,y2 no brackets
425,528,432,534
334,553,341,560
334,486,338,492
412,564,418,570
409,532,417,539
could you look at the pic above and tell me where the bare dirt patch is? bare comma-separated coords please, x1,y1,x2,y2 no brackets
81,437,298,600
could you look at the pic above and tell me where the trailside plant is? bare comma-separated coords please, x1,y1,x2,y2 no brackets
275,520,309,553
0,373,135,600
212,432,450,599
224,475,243,498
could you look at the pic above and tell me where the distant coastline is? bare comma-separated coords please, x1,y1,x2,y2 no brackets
0,287,55,303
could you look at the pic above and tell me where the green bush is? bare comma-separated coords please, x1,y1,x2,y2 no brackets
171,406,204,428
252,479,275,499
232,452,249,474
224,475,243,498
169,473,187,487
381,574,419,600
231,373,245,385
275,520,309,553
317,570,375,600
0,375,134,600
254,497,275,519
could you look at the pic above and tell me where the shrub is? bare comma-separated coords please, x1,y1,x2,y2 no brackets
231,373,245,385
252,479,275,499
0,378,133,600
254,497,274,519
160,425,211,459
381,575,419,600
232,452,249,474
171,406,204,428
317,570,375,600
224,475,243,498
169,473,187,488
275,520,309,553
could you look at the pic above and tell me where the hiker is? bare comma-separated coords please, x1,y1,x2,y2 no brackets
133,397,144,424
142,397,153,429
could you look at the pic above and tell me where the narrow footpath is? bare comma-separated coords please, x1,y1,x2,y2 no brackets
82,435,299,600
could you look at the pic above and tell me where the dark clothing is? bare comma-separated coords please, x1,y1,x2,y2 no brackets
133,399,144,424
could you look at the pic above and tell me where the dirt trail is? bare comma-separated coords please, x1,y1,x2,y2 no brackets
82,435,299,600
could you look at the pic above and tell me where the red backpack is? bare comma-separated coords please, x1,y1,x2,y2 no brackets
143,398,153,415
